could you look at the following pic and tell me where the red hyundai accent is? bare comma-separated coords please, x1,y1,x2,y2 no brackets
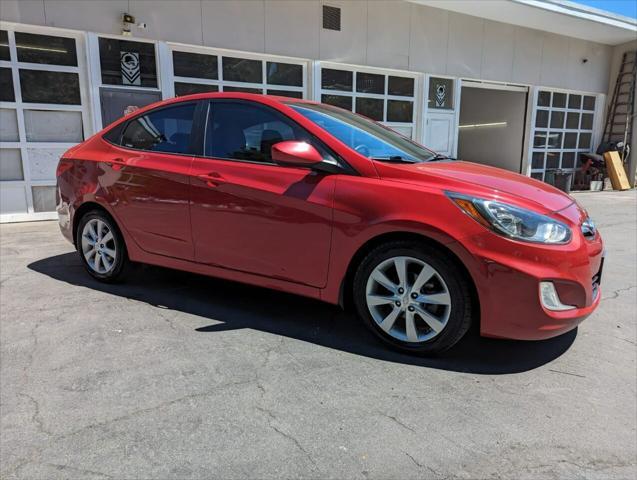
56,93,604,355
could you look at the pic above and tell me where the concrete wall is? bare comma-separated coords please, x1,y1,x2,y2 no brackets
0,0,613,93
607,40,637,185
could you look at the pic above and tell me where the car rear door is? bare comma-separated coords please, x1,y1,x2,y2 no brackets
189,99,335,288
104,101,199,260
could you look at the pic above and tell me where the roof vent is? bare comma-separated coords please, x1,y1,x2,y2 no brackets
323,5,341,31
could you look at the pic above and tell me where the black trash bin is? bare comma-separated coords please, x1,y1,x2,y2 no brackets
545,169,573,193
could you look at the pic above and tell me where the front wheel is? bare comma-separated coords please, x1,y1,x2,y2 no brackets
76,210,128,283
353,241,473,355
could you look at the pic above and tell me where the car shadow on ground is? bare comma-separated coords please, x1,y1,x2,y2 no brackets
28,252,577,375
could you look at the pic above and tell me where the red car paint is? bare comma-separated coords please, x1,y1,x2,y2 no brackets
57,93,603,341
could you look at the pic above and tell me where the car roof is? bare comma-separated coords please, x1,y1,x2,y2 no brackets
166,92,317,106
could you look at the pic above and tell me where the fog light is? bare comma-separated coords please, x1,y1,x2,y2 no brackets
539,282,576,311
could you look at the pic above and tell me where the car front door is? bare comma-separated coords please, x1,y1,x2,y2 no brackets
104,102,198,260
189,99,336,288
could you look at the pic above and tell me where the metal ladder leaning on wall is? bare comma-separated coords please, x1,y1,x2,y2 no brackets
602,50,637,162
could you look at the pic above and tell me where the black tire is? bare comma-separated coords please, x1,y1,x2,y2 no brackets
76,209,128,283
353,240,473,355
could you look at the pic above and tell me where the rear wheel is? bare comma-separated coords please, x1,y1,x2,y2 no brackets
353,241,473,355
76,210,128,282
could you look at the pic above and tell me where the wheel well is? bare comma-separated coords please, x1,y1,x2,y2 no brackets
339,232,480,321
72,202,114,246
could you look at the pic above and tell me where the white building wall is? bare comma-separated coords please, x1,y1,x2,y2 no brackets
0,0,614,93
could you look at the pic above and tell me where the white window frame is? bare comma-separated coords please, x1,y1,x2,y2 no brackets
313,61,423,141
163,43,311,101
0,21,92,223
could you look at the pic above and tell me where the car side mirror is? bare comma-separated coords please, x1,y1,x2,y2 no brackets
271,141,323,168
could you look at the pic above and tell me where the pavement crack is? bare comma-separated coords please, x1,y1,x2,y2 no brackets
378,412,417,434
602,284,637,301
45,463,115,478
404,452,443,477
18,392,52,436
549,369,586,378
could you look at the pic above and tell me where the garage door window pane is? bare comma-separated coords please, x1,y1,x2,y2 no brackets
223,86,262,94
321,94,352,110
19,70,81,104
0,149,23,180
537,91,550,107
266,62,302,87
173,51,217,80
388,76,414,97
568,94,581,109
122,103,196,153
547,132,562,149
566,112,580,129
24,110,83,142
15,32,77,66
0,68,14,102
578,132,591,150
355,97,383,121
222,57,262,83
321,69,353,91
356,72,384,94
387,100,413,122
531,152,544,169
563,132,577,149
535,110,548,128
0,31,9,61
552,92,566,108
562,152,576,169
266,89,303,98
99,38,157,88
550,111,564,129
174,82,218,96
583,96,596,111
0,109,19,142
546,152,560,169
428,78,453,110
581,113,593,130
32,186,57,212
533,132,547,148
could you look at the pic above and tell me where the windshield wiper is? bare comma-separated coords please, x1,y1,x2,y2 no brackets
371,155,417,164
429,154,453,161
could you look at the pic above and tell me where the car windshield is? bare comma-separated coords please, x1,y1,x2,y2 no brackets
288,102,436,163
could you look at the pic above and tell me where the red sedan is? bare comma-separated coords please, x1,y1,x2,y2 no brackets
56,93,604,355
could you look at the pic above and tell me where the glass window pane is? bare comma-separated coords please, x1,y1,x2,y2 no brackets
0,68,14,102
581,113,593,130
552,92,566,108
566,112,580,129
568,94,581,109
223,86,262,94
428,77,453,109
531,172,544,181
355,97,383,121
578,132,591,150
266,62,303,87
535,110,548,128
550,111,564,129
356,72,384,94
266,89,303,98
533,131,547,148
564,132,578,149
222,57,262,83
537,91,550,107
546,152,560,169
24,110,83,142
173,51,217,80
388,76,414,97
27,147,65,180
15,32,77,66
19,70,80,104
122,103,196,153
387,100,413,122
322,68,353,91
0,149,23,180
321,94,352,110
0,108,19,141
531,151,544,169
99,38,157,88
0,31,9,61
206,101,308,163
547,131,562,149
174,82,218,96
561,152,576,169
583,96,596,111
32,186,56,212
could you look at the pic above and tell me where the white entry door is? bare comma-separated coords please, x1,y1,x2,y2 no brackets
425,112,456,157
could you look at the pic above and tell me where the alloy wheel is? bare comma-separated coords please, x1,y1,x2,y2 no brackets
365,256,452,343
81,218,117,274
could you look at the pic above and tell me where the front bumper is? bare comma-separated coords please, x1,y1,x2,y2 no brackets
456,203,604,341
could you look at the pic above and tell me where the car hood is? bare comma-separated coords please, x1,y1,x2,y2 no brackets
374,160,575,213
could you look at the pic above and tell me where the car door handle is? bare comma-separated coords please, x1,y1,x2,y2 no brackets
105,157,126,166
197,172,226,187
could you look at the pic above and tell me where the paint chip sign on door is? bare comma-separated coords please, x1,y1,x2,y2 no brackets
120,51,141,86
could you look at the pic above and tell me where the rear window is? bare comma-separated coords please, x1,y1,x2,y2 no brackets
121,103,196,154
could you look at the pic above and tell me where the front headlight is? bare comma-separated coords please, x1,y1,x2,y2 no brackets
446,192,572,244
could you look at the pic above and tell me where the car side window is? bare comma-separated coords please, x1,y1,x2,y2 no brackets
205,101,310,163
121,103,196,154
